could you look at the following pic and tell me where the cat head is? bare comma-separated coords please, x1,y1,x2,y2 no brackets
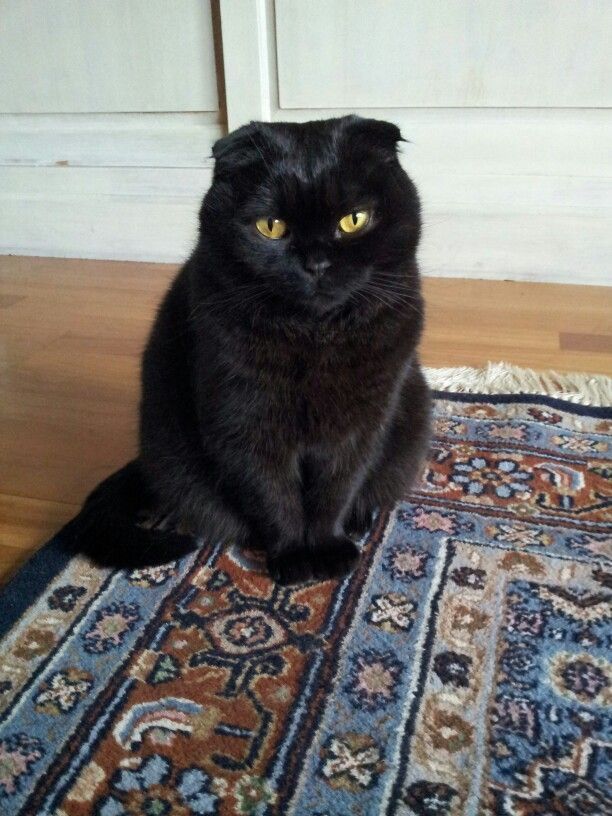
201,116,421,317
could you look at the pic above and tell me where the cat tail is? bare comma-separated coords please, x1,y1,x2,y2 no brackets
63,459,199,568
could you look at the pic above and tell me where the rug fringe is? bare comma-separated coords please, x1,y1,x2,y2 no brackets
424,362,612,407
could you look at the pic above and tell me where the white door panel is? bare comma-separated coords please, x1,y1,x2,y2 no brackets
276,0,612,109
0,0,219,113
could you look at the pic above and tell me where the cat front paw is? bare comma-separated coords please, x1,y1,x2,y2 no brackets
267,544,314,585
312,535,360,581
267,536,360,585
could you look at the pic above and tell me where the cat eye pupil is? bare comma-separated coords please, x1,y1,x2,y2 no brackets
337,209,370,236
255,216,287,239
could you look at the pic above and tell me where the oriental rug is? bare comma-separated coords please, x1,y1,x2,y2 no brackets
0,391,610,815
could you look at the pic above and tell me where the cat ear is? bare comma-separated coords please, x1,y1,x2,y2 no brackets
342,116,405,157
211,122,267,176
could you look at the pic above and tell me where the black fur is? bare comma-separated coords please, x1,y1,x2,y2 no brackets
71,115,431,584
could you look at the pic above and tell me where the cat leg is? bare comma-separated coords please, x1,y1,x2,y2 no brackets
156,442,318,585
347,366,431,531
289,447,372,582
212,448,316,585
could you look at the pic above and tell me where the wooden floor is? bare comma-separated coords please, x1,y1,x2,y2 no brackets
1,255,611,584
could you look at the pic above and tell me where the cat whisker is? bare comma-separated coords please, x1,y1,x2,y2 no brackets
372,283,421,297
359,286,405,316
361,286,423,318
189,284,269,321
206,290,269,321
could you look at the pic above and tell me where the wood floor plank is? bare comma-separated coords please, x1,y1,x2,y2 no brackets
559,332,612,353
0,494,78,585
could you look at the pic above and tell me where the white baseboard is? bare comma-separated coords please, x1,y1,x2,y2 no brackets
0,165,210,263
0,115,218,264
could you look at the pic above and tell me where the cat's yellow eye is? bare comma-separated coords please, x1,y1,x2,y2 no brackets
256,217,287,240
338,210,370,235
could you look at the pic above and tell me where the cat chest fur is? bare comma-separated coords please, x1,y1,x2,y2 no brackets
244,329,407,447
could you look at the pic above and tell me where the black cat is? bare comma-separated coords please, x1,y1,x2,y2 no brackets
72,115,431,584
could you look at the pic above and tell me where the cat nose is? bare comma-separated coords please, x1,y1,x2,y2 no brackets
304,257,331,278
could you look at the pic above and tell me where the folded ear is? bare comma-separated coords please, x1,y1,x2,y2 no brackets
211,122,267,177
342,115,405,156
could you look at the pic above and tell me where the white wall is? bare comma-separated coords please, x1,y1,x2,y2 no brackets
0,0,610,285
